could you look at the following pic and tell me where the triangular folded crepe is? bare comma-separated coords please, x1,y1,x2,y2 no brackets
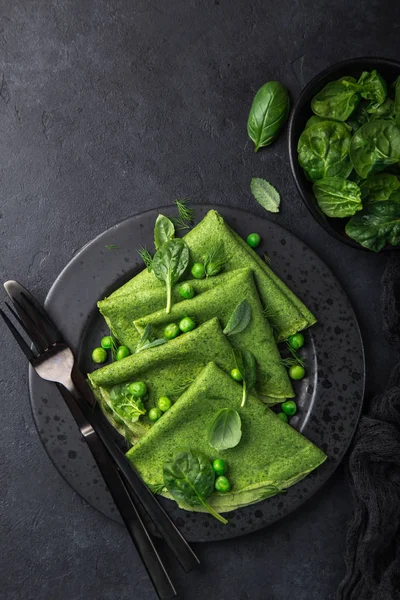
127,362,327,513
88,318,235,442
134,268,294,401
98,210,316,348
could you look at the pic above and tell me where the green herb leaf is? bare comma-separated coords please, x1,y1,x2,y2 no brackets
107,384,146,426
163,450,228,525
359,173,400,203
311,76,360,121
137,246,153,272
208,408,242,451
223,299,252,336
250,177,281,213
154,214,175,250
247,81,290,152
152,238,190,313
312,177,362,218
357,70,387,109
349,120,400,179
147,482,166,494
234,349,257,408
135,324,167,353
105,244,119,250
172,199,195,230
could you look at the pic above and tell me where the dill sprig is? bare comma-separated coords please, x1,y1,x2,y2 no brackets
171,198,195,230
262,253,271,265
105,244,119,250
137,246,153,271
280,341,305,368
109,334,119,361
203,244,228,276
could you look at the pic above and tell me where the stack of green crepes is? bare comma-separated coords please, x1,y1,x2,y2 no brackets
88,209,326,518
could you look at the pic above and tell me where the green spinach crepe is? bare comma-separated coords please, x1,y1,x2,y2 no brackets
127,362,327,513
98,210,316,347
88,318,235,442
133,268,294,402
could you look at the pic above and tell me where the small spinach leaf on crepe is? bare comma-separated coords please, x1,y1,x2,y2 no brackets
234,349,257,408
163,450,228,524
154,215,175,250
135,324,167,353
250,177,281,213
208,408,242,451
152,238,189,313
223,299,252,336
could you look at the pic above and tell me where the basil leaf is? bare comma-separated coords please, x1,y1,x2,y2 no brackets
234,349,257,408
247,81,290,152
152,238,189,313
163,450,228,524
136,338,167,353
223,299,252,336
135,324,167,353
208,408,242,451
250,178,280,213
349,120,400,179
154,214,175,250
312,177,362,218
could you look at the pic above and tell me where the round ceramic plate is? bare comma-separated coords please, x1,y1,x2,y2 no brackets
29,205,365,542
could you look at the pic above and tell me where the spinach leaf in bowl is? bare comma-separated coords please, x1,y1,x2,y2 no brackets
345,190,400,252
357,70,387,111
298,120,353,182
312,177,362,218
394,76,400,126
359,173,400,202
369,98,395,121
311,76,360,122
247,81,290,152
349,120,400,179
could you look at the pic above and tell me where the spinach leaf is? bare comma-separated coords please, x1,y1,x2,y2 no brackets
369,98,395,121
349,120,400,179
394,76,400,126
250,177,280,213
312,177,362,218
135,324,167,353
234,349,257,408
305,115,327,129
108,384,146,426
347,101,371,132
154,215,175,250
311,76,360,121
297,121,352,182
223,299,252,336
208,408,242,451
152,238,189,313
357,70,387,110
163,451,228,524
247,81,290,152
359,173,400,202
345,190,400,252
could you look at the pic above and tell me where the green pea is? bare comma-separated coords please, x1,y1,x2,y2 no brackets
288,333,305,350
129,381,147,398
230,368,243,382
247,233,261,248
205,262,222,277
149,407,163,422
215,475,231,493
164,323,180,340
277,412,288,423
116,345,130,361
282,400,297,416
157,396,172,412
289,365,305,380
92,347,107,363
101,335,113,350
212,459,226,476
179,283,195,299
179,316,196,333
191,262,206,279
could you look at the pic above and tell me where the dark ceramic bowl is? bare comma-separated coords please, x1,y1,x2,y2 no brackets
288,56,400,251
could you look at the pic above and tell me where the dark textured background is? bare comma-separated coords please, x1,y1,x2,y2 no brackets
0,1,399,599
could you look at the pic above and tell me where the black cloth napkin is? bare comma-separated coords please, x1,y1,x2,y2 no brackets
338,255,400,600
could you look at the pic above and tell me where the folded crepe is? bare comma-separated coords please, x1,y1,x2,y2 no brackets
127,362,327,513
98,210,316,348
88,318,235,442
134,268,294,401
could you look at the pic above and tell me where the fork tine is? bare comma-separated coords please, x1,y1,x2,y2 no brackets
6,294,49,352
0,307,36,361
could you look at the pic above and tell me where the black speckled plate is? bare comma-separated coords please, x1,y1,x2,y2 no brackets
29,205,365,542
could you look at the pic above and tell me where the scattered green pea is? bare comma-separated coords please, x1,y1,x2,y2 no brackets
129,381,147,398
277,412,288,423
215,475,231,493
179,316,196,333
289,365,305,380
282,400,297,416
179,283,195,299
101,336,113,350
91,347,107,364
212,459,226,476
230,368,243,382
116,345,130,361
191,262,206,279
157,396,172,412
288,333,305,350
164,323,180,340
247,233,261,248
149,407,163,422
